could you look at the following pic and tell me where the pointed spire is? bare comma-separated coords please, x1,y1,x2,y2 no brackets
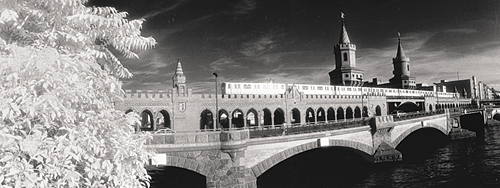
339,12,351,44
174,59,184,76
396,32,406,59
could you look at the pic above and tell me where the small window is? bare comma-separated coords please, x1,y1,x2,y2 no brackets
343,52,348,61
302,86,309,90
345,74,349,78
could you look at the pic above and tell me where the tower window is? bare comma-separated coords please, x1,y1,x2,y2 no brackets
407,65,410,71
343,53,348,61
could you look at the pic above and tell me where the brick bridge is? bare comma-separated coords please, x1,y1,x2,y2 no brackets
144,109,485,188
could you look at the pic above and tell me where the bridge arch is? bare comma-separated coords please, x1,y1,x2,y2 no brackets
140,109,154,131
246,108,258,127
354,107,361,118
251,139,373,178
291,108,301,124
162,156,211,178
346,107,354,119
232,109,245,128
125,109,135,114
362,106,369,117
392,123,449,147
274,108,285,125
305,107,315,123
218,109,230,129
327,107,335,121
157,109,172,129
317,107,326,122
200,109,214,130
375,105,382,116
397,102,419,112
263,108,272,125
337,107,344,120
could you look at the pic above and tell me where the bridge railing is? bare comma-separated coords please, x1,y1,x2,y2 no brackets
248,118,369,138
392,110,445,122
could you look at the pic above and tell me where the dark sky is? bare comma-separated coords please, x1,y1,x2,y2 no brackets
88,0,500,92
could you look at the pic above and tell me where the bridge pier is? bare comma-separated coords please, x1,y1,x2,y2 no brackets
370,116,403,163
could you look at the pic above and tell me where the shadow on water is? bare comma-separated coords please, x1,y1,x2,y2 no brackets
147,166,206,188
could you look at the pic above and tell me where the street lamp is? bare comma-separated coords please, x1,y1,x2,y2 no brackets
213,72,219,131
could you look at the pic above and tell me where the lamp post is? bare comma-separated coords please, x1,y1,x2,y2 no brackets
213,72,219,131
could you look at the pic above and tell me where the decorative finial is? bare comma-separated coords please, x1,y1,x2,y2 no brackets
340,12,345,20
397,31,401,40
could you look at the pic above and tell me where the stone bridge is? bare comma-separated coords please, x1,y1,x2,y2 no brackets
146,110,462,187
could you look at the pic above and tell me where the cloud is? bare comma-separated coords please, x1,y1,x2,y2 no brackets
142,0,187,19
233,0,257,15
239,35,275,57
209,57,247,71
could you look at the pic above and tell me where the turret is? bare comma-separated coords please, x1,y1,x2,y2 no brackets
329,12,364,86
389,33,416,89
172,59,188,95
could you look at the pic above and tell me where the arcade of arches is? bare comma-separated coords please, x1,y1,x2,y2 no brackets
126,102,467,131
198,105,379,130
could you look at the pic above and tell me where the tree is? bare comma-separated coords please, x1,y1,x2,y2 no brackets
0,0,156,187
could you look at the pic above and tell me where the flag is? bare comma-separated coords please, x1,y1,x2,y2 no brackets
341,12,345,19
397,31,401,38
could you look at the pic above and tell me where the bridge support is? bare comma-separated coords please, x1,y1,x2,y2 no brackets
370,116,403,163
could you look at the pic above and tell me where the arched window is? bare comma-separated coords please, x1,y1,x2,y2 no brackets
343,52,348,61
407,64,410,71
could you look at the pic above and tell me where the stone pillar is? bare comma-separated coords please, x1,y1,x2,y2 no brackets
271,114,275,126
369,116,402,163
228,116,233,129
205,129,256,188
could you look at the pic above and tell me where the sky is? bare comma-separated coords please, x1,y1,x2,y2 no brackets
88,0,500,93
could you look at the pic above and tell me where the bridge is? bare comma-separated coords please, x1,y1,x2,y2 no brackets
145,109,486,187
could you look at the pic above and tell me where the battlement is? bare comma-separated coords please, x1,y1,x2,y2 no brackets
124,89,171,99
338,43,356,50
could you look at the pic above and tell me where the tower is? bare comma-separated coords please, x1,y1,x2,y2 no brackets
172,59,187,95
389,33,416,89
329,12,364,86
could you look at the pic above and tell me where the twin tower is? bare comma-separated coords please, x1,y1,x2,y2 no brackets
329,14,416,89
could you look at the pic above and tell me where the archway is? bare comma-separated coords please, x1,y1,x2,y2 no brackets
362,106,369,117
246,109,258,127
306,108,315,123
158,110,171,129
263,108,272,126
354,107,361,118
375,105,382,116
317,108,326,122
232,109,244,128
140,109,154,131
291,108,301,124
337,107,344,120
327,107,335,122
125,109,134,114
397,102,419,113
218,109,229,129
274,108,285,125
429,104,433,112
200,109,214,130
346,107,353,119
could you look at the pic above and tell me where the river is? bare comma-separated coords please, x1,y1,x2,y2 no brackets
148,121,500,188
